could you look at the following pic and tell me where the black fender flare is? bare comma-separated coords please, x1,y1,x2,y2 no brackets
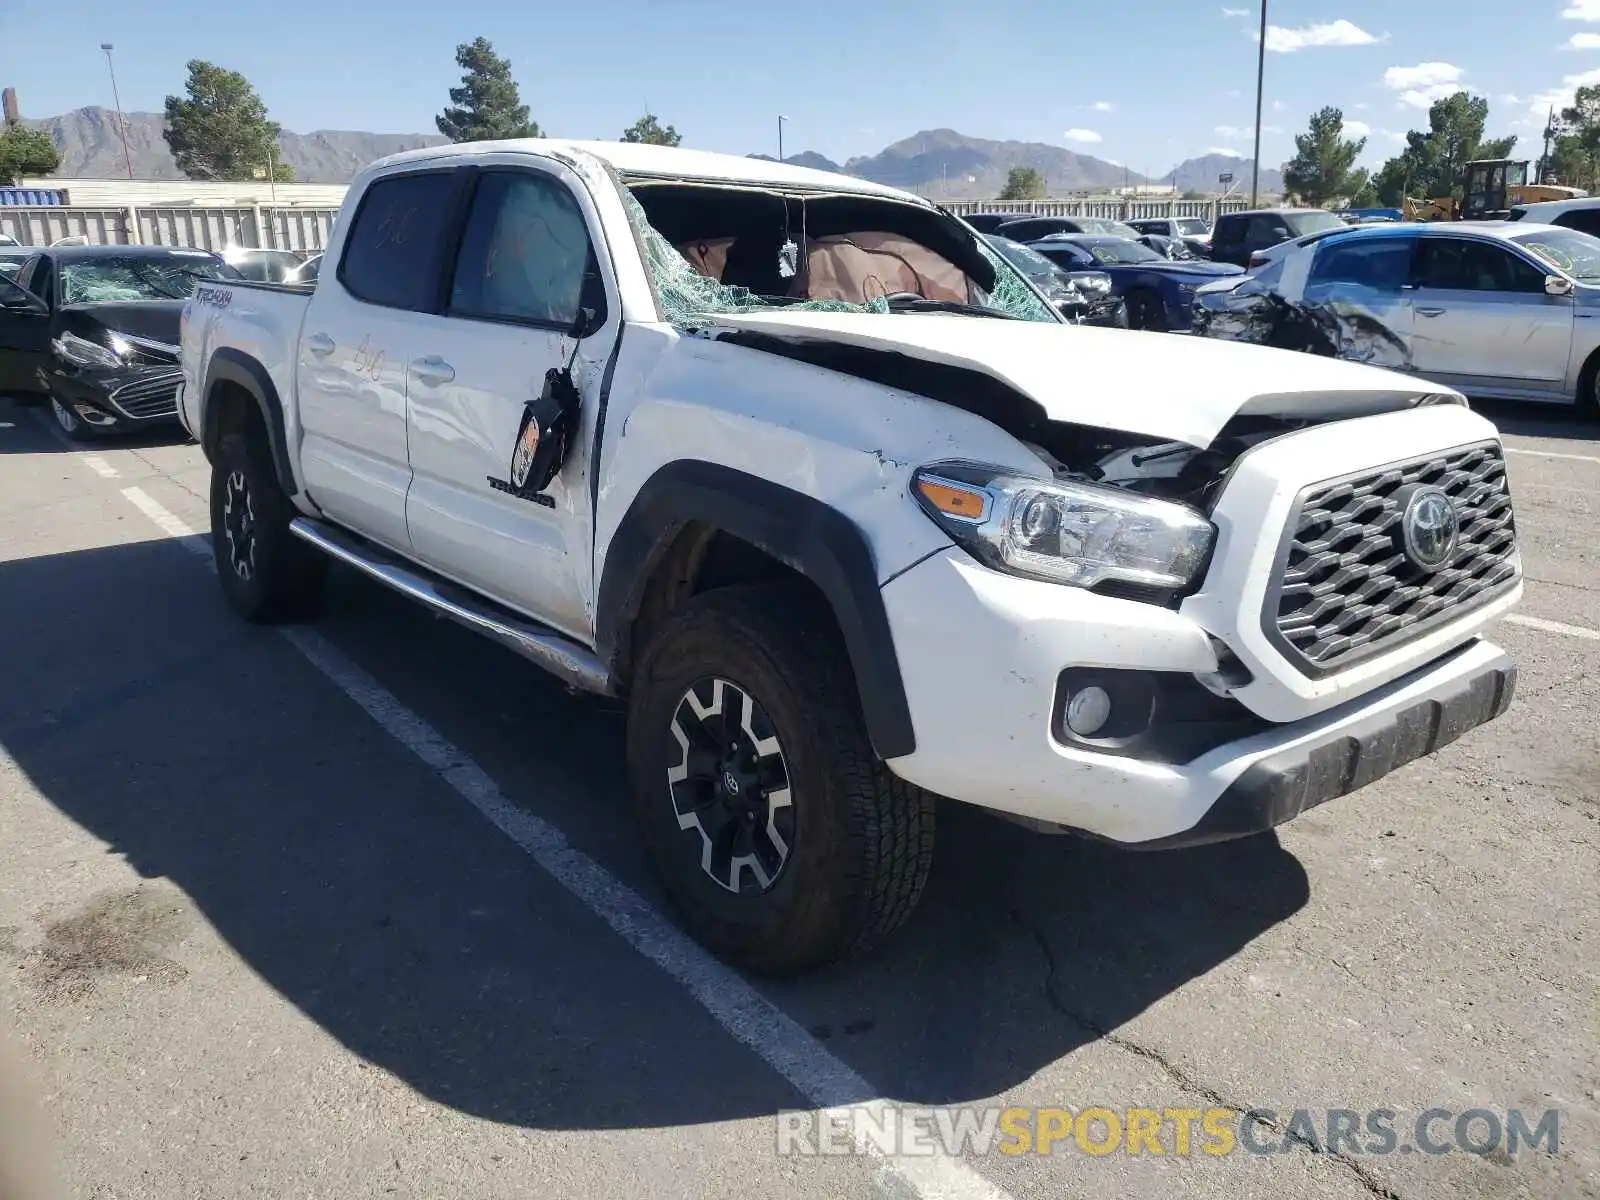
596,461,917,761
199,348,296,496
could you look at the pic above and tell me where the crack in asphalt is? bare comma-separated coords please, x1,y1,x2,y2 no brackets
1020,915,1404,1200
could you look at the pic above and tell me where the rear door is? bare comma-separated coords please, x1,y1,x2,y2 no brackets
0,255,53,396
1210,216,1247,265
1407,236,1573,392
294,167,464,553
1298,236,1415,368
402,159,617,639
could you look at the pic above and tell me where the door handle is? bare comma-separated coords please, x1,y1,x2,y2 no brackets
1415,306,1446,317
306,332,336,356
410,355,455,385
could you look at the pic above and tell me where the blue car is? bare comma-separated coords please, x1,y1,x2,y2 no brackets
1026,234,1244,331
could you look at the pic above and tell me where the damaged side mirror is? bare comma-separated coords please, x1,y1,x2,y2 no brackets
1544,275,1575,297
494,306,598,505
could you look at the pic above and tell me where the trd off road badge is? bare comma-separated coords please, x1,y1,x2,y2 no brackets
488,366,582,508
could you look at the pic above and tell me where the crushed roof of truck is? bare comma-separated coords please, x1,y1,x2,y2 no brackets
365,138,922,202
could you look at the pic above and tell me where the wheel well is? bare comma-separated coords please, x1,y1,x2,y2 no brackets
1577,345,1600,415
202,380,265,462
620,523,834,689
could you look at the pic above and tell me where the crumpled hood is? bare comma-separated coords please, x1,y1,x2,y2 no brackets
60,300,183,347
700,309,1448,448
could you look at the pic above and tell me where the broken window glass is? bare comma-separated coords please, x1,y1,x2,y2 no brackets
619,188,1057,325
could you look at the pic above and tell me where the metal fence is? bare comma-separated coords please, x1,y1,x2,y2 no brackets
0,193,1252,254
0,204,340,253
942,197,1250,221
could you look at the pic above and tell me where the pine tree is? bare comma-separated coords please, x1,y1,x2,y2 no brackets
436,38,540,143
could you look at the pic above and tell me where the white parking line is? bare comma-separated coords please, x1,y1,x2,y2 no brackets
1503,613,1600,642
1503,446,1600,465
79,455,120,479
107,481,1013,1200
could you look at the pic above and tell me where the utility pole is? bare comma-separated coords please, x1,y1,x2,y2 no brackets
777,114,787,164
100,43,134,181
1541,105,1557,183
1250,0,1268,206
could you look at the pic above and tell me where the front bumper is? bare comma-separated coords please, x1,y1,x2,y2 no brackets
51,364,185,430
880,547,1516,847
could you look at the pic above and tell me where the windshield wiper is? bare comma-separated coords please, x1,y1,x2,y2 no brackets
884,297,1019,319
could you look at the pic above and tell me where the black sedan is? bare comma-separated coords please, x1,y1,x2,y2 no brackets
0,245,239,439
983,235,1126,327
1025,234,1244,332
993,215,1193,260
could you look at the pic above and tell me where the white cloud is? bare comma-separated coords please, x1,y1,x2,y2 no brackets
1344,119,1372,137
1382,62,1465,109
1221,6,1249,16
1215,124,1249,138
1382,130,1407,143
1569,32,1600,48
1102,158,1124,167
1091,101,1115,112
1353,102,1369,110
1383,62,1463,89
1565,0,1600,18
1062,128,1103,143
1529,66,1600,125
1263,20,1382,53
1501,93,1521,104
1206,147,1243,157
1224,88,1242,98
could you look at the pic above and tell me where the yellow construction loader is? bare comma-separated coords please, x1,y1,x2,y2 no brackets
1401,159,1586,222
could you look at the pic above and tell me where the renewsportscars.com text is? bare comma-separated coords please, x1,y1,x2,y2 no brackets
776,1105,1562,1159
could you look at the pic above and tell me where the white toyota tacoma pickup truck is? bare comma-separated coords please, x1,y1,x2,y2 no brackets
180,140,1522,973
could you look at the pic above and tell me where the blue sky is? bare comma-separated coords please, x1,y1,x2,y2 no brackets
4,0,1600,174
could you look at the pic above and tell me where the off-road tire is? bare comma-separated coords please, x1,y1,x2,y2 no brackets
627,583,936,975
210,430,326,622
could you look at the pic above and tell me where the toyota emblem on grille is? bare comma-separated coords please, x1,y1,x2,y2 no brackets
1400,486,1459,572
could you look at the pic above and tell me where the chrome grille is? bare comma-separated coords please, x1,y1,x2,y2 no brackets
1269,442,1517,676
110,371,182,419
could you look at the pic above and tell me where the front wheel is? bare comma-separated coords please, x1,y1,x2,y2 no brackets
1126,290,1167,332
627,584,936,975
209,429,326,622
49,395,97,441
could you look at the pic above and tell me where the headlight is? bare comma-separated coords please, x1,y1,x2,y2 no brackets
912,462,1214,591
52,331,126,370
1069,271,1113,296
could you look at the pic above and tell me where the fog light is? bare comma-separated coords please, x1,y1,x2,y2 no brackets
1065,686,1112,737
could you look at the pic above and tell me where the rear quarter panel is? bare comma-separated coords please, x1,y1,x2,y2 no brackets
181,282,311,488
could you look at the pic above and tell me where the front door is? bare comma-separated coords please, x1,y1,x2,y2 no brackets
403,162,615,640
1408,236,1572,390
0,256,53,396
0,269,51,396
294,168,462,553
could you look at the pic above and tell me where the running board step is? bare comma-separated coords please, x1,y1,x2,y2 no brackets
289,517,612,695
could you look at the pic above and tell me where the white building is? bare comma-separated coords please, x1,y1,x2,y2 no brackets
16,176,350,208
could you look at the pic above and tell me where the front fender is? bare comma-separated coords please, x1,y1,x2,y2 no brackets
595,460,917,760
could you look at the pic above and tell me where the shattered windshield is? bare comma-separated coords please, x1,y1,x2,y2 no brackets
60,255,237,304
620,186,1058,324
1514,229,1600,283
1079,238,1163,265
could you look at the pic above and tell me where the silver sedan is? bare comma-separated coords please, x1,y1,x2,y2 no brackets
1192,221,1600,410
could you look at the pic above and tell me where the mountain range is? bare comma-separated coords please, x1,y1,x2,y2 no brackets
23,109,1284,197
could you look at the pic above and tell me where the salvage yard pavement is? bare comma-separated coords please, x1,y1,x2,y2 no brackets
0,394,1595,1200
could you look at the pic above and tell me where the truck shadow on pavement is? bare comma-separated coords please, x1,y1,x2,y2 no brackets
0,536,1309,1130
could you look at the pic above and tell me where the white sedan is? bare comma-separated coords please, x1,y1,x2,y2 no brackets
1193,221,1600,410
